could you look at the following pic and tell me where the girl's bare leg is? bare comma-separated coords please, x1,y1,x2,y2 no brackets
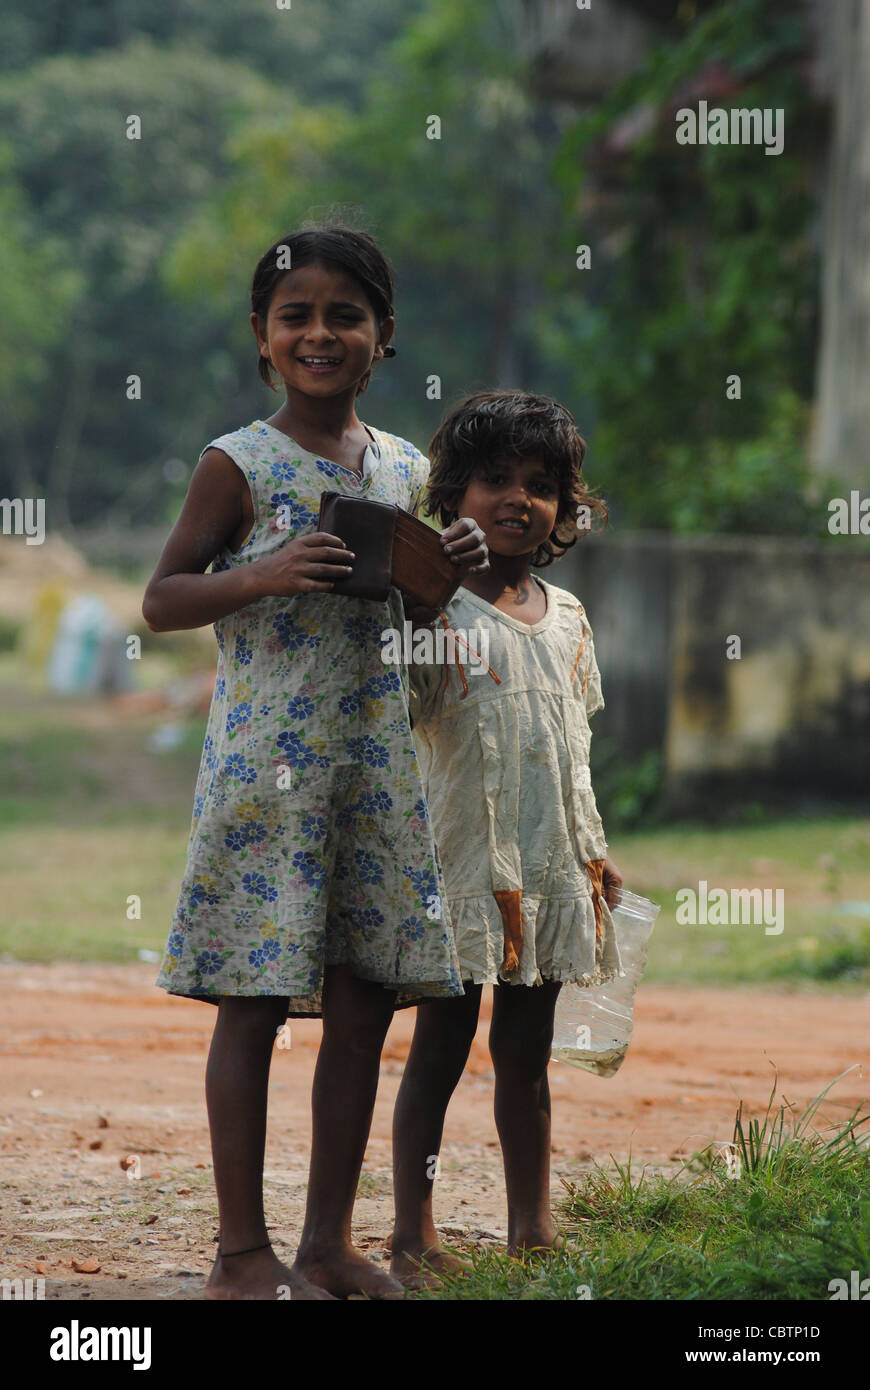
204,995,333,1300
390,985,482,1284
489,979,562,1253
293,965,405,1298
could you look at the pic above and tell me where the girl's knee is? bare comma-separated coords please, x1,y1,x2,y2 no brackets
321,1009,392,1058
418,994,478,1041
217,995,290,1035
489,1021,553,1079
418,1027,476,1079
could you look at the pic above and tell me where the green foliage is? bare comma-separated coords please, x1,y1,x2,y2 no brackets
656,392,823,535
756,921,870,987
0,141,81,456
0,0,833,536
591,738,664,831
0,0,430,102
0,40,285,524
164,0,568,446
0,613,23,653
0,3,435,525
549,0,821,534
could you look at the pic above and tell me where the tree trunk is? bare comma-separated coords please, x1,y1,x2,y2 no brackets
811,0,870,485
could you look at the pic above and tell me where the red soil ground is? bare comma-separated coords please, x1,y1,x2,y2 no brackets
0,961,865,1300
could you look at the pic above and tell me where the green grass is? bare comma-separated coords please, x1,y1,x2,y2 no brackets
610,817,870,990
0,691,206,962
418,1071,870,1300
0,682,869,981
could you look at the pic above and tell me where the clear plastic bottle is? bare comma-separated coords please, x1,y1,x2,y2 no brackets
550,888,660,1077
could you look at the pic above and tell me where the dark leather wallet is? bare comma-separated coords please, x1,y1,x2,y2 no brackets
317,492,395,601
392,508,462,610
317,492,463,609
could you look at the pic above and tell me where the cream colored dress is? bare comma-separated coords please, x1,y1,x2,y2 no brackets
408,580,620,988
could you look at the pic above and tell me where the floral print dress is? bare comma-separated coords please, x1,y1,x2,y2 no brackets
156,420,463,1016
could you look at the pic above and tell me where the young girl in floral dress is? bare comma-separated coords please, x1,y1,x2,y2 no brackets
143,225,486,1300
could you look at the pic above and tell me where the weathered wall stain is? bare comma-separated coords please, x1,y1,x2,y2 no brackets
552,532,870,811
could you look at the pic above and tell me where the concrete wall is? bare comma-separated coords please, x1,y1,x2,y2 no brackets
549,532,870,812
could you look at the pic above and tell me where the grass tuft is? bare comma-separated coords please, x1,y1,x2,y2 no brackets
419,1071,870,1301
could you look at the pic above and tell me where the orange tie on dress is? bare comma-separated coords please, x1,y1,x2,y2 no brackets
584,859,606,940
569,604,589,691
494,888,524,974
436,613,502,699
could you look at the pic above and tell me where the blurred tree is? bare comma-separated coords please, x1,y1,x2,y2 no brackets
811,0,870,486
0,0,427,104
0,143,80,499
0,0,841,535
0,41,280,526
547,0,832,533
164,0,570,448
0,0,431,527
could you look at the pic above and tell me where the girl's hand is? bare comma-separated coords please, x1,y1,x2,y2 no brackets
440,517,488,576
249,533,355,598
602,854,623,911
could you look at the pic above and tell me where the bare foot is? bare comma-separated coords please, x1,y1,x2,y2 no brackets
206,1246,336,1301
293,1242,406,1300
390,1244,472,1290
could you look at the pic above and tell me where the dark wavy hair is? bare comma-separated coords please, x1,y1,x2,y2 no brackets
250,223,396,392
426,391,608,566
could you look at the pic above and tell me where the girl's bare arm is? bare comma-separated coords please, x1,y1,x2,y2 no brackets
142,449,258,632
142,449,354,632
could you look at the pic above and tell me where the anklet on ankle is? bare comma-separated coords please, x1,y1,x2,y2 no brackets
219,1241,272,1258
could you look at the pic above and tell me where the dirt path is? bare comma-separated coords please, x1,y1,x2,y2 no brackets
0,962,866,1300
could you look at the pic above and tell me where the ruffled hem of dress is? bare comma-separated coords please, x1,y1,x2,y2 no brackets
155,965,464,1014
447,892,621,989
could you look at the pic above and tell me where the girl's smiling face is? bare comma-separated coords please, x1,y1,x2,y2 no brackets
251,262,394,397
457,456,560,557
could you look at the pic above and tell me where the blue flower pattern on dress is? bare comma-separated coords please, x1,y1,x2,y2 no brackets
156,422,462,1013
249,938,281,967
346,735,390,768
301,814,328,842
270,494,318,530
286,695,314,721
315,459,347,481
277,730,318,769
